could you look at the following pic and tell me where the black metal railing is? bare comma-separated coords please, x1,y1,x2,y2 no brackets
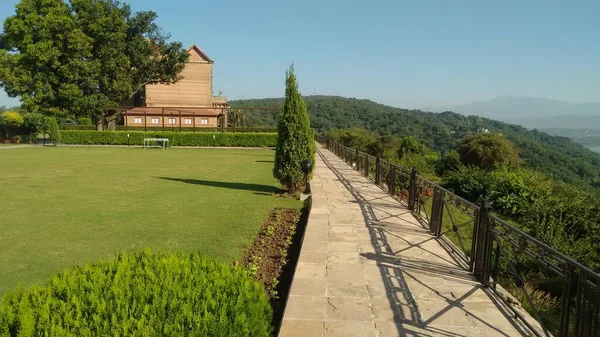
317,136,600,337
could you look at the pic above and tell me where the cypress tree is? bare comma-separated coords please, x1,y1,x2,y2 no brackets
273,65,316,192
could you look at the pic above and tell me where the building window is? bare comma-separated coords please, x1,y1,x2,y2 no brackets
151,118,160,124
184,118,192,125
134,117,142,124
168,118,176,125
200,118,209,125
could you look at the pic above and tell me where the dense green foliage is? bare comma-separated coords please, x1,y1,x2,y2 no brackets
0,111,44,140
60,130,277,147
328,128,440,179
77,117,92,125
22,113,43,134
0,251,272,336
43,116,60,145
0,111,22,125
233,95,600,188
273,66,316,192
0,0,188,117
457,133,522,169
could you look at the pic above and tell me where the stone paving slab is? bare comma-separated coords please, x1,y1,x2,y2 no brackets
279,143,540,337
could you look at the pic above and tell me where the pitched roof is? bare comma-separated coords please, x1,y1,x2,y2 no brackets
187,44,214,63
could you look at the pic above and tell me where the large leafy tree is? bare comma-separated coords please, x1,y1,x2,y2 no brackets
0,0,189,118
273,65,315,192
457,133,522,169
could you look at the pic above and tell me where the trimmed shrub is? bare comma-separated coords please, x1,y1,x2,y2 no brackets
44,116,61,145
60,130,277,147
273,65,316,192
0,251,272,336
77,117,93,125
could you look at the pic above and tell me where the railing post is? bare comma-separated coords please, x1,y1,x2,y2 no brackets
408,167,417,211
473,199,493,285
365,156,369,177
430,187,444,237
375,157,381,185
559,264,572,337
389,165,396,196
355,149,359,170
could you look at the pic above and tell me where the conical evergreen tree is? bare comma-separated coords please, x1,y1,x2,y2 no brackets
273,65,316,192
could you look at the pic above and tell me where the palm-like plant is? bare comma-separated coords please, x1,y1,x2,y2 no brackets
228,108,245,133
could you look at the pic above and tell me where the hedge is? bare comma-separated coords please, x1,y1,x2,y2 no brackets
115,126,278,133
0,251,273,336
60,130,278,147
59,125,277,133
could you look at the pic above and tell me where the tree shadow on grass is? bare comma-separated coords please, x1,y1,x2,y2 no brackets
156,177,278,193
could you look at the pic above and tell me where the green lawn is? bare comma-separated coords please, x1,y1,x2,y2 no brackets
0,147,300,293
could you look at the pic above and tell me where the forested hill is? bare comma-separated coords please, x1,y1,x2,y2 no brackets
232,95,600,188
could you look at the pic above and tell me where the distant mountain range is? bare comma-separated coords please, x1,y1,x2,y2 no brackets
423,96,600,129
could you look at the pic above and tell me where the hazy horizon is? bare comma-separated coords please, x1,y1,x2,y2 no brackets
1,0,600,109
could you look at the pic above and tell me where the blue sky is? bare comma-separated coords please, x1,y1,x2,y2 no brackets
1,0,599,109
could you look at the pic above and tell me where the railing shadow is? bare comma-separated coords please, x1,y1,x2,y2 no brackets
317,145,536,337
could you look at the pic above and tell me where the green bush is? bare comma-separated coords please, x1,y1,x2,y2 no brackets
457,133,522,169
43,117,60,145
398,152,440,182
0,111,23,126
486,167,551,218
0,251,272,336
60,130,277,147
77,117,93,125
22,113,44,135
442,164,490,201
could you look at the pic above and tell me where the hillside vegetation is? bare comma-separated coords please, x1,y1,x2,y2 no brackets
231,96,600,189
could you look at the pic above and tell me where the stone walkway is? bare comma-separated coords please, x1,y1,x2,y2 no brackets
279,144,539,337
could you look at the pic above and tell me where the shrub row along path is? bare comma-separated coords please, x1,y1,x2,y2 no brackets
279,143,541,337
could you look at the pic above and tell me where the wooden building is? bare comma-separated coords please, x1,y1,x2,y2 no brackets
121,45,228,128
